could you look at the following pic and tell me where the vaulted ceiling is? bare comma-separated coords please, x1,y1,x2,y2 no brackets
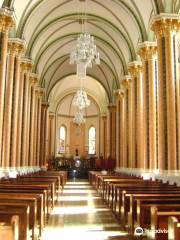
1,0,180,110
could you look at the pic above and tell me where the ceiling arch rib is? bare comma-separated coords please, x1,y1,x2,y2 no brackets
3,0,159,111
48,74,111,105
28,23,127,76
27,14,135,62
17,0,147,44
48,75,109,113
45,55,115,100
57,93,100,117
41,41,119,87
45,55,117,92
33,33,126,76
34,39,122,96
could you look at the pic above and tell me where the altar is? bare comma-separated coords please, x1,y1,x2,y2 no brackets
55,156,97,178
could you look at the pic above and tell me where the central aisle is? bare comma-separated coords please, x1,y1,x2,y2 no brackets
42,180,128,240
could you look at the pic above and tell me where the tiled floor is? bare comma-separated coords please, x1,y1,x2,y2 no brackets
42,180,129,240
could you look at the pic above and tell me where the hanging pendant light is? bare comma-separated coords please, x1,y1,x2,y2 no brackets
72,89,90,110
73,110,86,125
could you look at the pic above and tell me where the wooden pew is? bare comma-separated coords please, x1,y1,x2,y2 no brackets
16,177,57,206
105,179,166,205
98,177,143,199
0,170,67,239
136,199,180,229
151,207,180,240
109,181,173,211
0,204,30,240
0,188,46,226
0,193,43,239
0,182,52,217
0,215,19,240
126,193,180,235
168,216,180,240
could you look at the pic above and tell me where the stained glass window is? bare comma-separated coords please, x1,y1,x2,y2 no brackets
88,126,96,154
59,125,66,153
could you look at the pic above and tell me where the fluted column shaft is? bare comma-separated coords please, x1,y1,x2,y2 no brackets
10,39,26,168
115,90,125,167
16,65,25,167
21,59,33,167
138,42,158,170
44,105,49,167
101,115,107,160
48,113,55,159
0,10,14,166
121,76,131,168
151,14,180,170
29,74,38,167
128,62,144,168
108,104,116,160
114,93,120,168
127,76,135,168
1,43,16,167
36,89,45,166
33,89,39,166
40,102,49,167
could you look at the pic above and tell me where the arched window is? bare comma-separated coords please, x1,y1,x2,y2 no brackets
88,126,96,154
59,125,66,153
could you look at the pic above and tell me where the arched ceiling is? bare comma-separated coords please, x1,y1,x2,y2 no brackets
57,93,99,117
49,75,108,113
1,0,179,104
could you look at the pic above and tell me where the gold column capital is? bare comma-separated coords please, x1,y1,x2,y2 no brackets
42,101,49,109
8,38,26,56
137,41,157,60
101,114,107,120
29,73,39,85
127,61,142,76
21,58,33,72
36,87,45,98
0,8,15,32
114,89,125,100
108,103,116,112
49,112,55,119
150,13,180,36
120,75,132,89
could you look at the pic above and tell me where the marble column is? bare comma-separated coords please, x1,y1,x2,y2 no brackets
101,114,107,160
33,88,39,166
40,102,49,167
151,14,180,170
29,73,38,167
0,9,15,166
108,104,116,160
20,58,33,167
138,42,158,170
10,39,26,168
114,89,125,167
128,61,144,168
16,63,25,167
114,91,120,168
121,76,132,168
36,88,45,166
1,41,16,167
48,112,56,160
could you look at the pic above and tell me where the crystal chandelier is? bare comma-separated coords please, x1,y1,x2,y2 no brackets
72,89,90,110
73,110,86,125
70,32,100,78
70,32,100,66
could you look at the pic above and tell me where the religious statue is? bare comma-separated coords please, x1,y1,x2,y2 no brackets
75,148,79,156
